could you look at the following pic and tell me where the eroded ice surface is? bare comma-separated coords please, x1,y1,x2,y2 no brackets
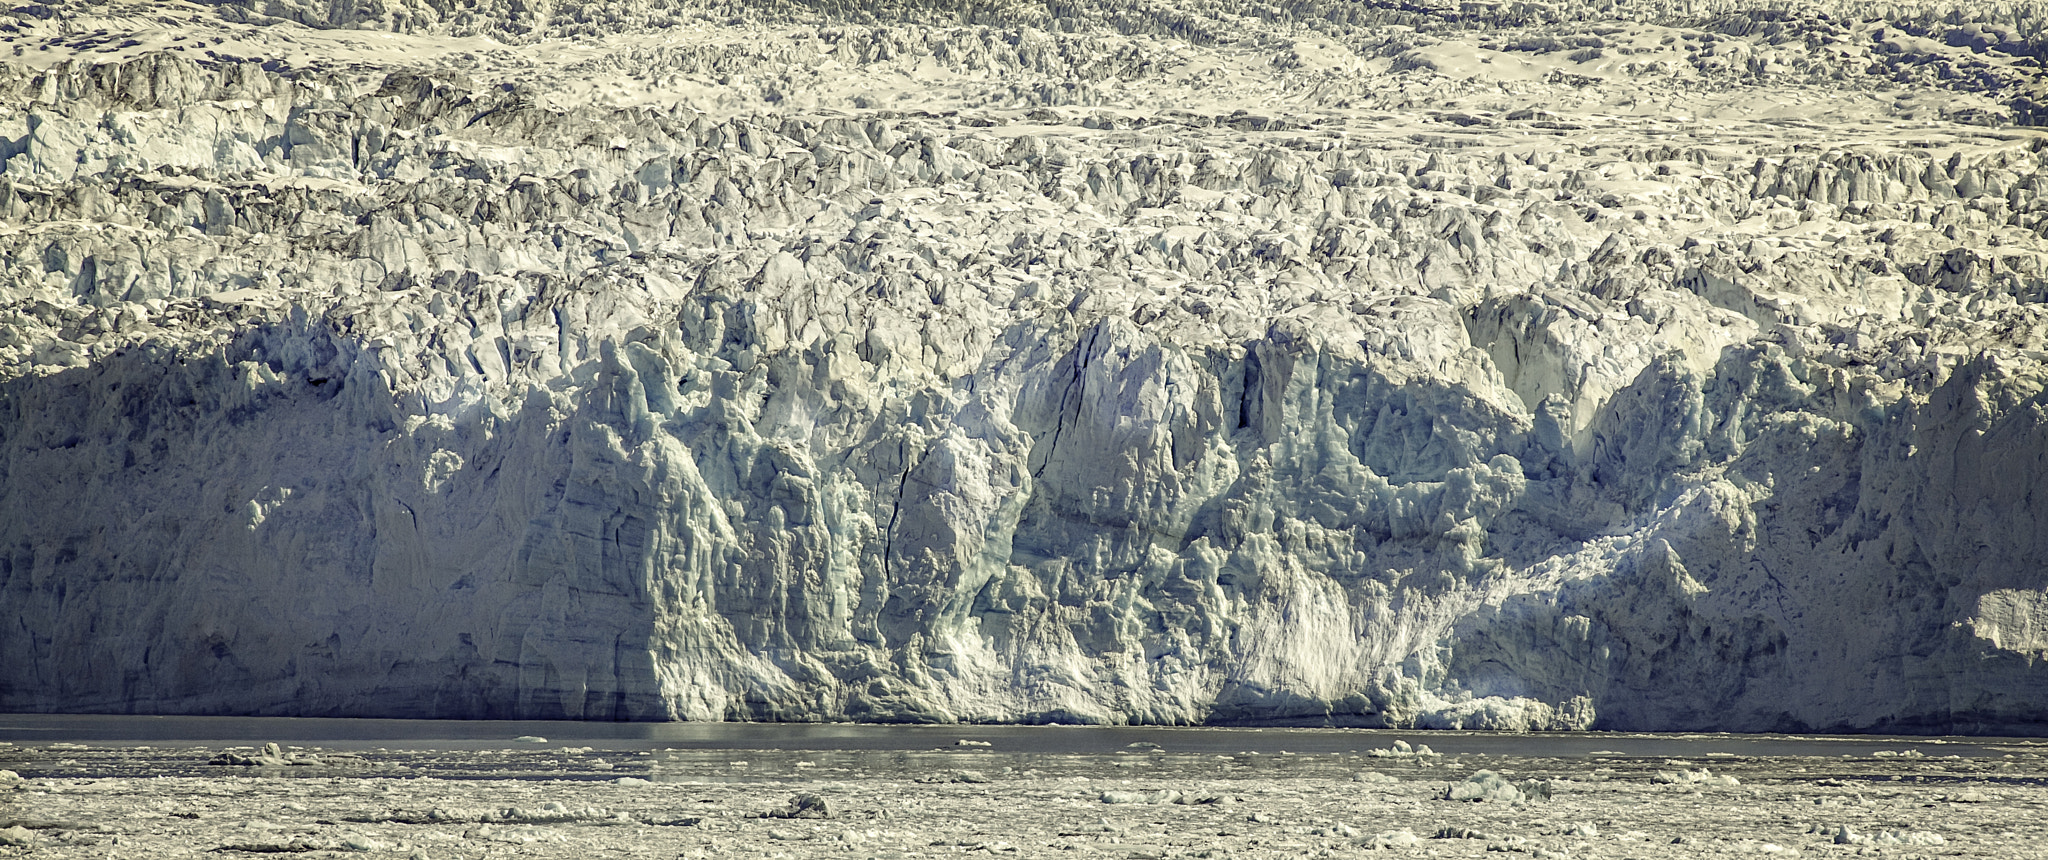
3,0,2048,731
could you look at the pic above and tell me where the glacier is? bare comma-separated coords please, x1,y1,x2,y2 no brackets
3,0,2048,732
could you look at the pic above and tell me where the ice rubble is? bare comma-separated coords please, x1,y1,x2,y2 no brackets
2,1,2048,732
207,742,371,767
1442,771,1536,803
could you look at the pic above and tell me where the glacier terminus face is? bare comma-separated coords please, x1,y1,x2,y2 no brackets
3,0,2048,733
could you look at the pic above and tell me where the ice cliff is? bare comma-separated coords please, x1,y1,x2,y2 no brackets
3,0,2048,732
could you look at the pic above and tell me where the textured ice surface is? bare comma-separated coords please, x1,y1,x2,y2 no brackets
2,0,2048,731
5,736,2045,859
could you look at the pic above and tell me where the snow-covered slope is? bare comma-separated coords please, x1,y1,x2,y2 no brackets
3,0,2048,731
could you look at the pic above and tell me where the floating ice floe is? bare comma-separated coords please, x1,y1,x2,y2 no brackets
1366,740,1439,758
1831,825,1946,846
918,769,993,784
1442,770,1552,803
474,824,568,844
1652,767,1738,786
1100,789,1181,804
762,793,836,819
1366,828,1421,849
208,742,368,768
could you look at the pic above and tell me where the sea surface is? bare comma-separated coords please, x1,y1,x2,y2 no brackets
4,713,2042,758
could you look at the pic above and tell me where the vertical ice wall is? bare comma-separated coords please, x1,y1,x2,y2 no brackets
3,10,2048,731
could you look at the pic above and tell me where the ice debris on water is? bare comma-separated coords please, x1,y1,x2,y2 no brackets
917,769,993,784
1653,768,1738,786
1443,771,1554,803
1367,828,1421,849
1445,771,1522,803
215,833,389,853
341,834,390,852
349,802,631,826
1831,825,1947,846
209,742,367,768
763,793,835,820
473,824,569,844
1100,788,1235,806
1100,789,1180,805
1366,740,1438,758
499,802,612,824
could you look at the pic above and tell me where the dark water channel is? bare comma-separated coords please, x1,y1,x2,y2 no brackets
5,714,2044,784
3,713,2041,757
